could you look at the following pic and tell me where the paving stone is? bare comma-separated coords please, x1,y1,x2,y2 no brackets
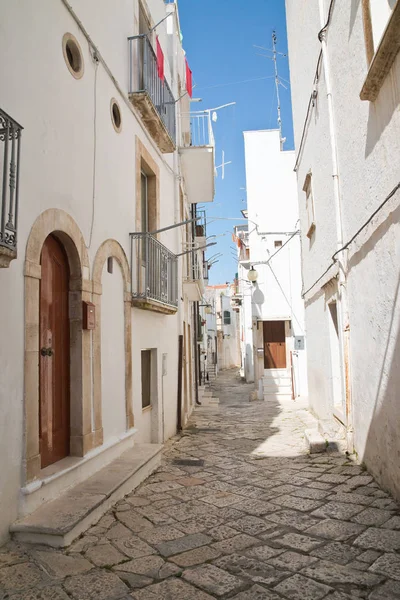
207,525,238,540
326,492,373,506
211,533,259,554
136,505,177,525
115,511,154,533
354,527,400,551
169,545,221,567
113,535,157,559
136,525,185,545
68,535,99,554
163,501,214,522
302,559,384,586
0,546,29,566
230,584,284,599
131,576,214,599
245,544,284,562
370,553,400,581
372,498,399,511
6,587,71,600
312,501,365,520
139,481,184,494
271,494,323,513
213,553,289,585
274,532,323,552
33,551,93,577
105,523,133,540
306,519,366,541
268,550,319,571
175,514,225,534
310,541,361,565
264,509,321,531
232,499,278,516
358,549,382,564
352,507,393,526
0,563,48,593
200,491,243,507
116,571,153,588
307,481,335,490
156,533,212,557
113,555,165,578
273,573,332,600
85,542,127,567
369,580,400,599
183,563,247,596
228,515,276,536
317,474,350,484
64,569,129,600
290,487,330,500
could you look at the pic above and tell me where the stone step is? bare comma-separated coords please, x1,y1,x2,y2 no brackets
304,428,327,453
11,443,162,549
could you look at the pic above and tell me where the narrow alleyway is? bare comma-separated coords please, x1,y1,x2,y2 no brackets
1,370,400,599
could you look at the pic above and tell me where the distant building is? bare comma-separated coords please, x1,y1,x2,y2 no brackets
286,1,400,497
235,130,308,401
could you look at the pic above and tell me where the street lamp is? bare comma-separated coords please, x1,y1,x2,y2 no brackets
247,266,258,284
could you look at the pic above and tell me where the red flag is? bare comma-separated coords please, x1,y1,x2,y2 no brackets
156,37,164,80
185,58,193,97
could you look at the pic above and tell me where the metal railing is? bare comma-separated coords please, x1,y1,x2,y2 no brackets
130,232,178,308
181,112,215,147
1,109,22,254
128,34,176,143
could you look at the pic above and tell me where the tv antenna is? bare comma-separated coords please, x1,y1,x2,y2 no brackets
215,150,232,180
254,31,287,150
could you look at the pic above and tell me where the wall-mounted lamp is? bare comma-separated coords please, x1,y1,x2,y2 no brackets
247,266,258,284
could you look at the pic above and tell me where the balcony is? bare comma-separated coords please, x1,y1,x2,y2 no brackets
128,35,176,153
130,232,178,314
183,253,205,301
0,109,22,267
179,112,215,204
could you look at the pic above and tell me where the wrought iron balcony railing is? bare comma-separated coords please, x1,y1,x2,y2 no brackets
1,109,22,263
130,232,178,310
128,34,176,146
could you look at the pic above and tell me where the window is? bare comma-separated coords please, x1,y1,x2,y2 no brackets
62,33,84,80
361,0,400,100
274,240,282,248
110,99,122,133
223,310,231,325
303,172,315,239
141,172,148,232
141,350,152,409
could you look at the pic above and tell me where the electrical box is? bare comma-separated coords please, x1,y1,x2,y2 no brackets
256,348,264,355
82,301,96,330
294,336,305,350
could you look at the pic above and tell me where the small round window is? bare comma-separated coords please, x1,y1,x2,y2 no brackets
62,33,84,79
110,99,122,133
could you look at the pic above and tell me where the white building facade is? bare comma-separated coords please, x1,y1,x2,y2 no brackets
285,1,400,497
0,0,214,545
235,130,308,401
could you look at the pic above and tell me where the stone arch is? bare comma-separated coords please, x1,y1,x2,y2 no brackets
24,209,92,483
92,240,133,437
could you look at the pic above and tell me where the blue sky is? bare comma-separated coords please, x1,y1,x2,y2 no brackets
177,0,294,284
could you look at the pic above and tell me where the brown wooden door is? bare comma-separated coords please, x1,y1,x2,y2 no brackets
39,234,70,468
263,321,286,369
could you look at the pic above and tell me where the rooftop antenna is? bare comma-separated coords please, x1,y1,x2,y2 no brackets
254,31,287,150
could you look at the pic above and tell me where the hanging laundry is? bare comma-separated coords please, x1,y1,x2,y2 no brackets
156,37,164,80
185,58,193,97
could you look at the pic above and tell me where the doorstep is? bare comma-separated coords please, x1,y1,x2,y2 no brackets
11,444,162,548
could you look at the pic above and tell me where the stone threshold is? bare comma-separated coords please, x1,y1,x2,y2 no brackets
11,443,162,548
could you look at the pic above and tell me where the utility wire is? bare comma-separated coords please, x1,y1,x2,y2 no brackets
267,263,304,333
196,75,275,91
302,181,400,298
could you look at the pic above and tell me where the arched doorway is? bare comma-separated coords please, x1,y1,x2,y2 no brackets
39,234,70,467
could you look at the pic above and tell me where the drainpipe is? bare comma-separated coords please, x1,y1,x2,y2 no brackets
318,0,353,450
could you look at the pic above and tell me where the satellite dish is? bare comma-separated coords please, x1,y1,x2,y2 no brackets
212,111,218,122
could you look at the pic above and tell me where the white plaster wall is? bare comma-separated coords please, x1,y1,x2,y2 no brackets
286,0,400,497
0,0,186,542
101,263,126,442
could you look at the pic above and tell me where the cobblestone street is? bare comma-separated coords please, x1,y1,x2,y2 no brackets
1,370,400,599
